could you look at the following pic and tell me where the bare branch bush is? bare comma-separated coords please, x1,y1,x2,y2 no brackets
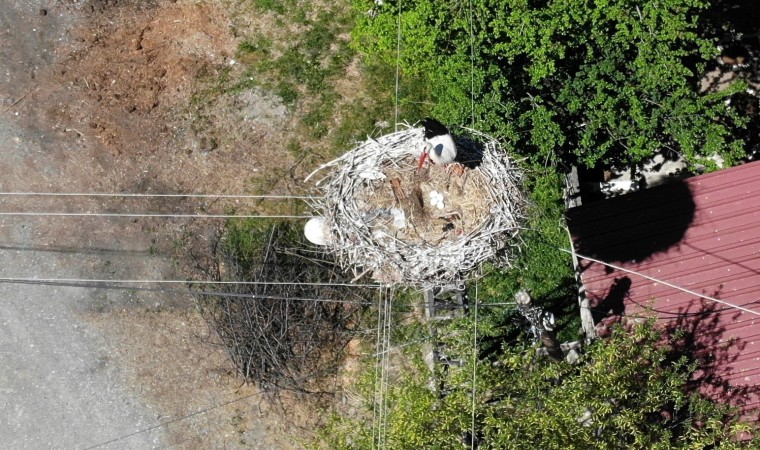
194,220,374,396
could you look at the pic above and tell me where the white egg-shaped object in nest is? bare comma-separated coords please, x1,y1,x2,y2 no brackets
304,217,330,246
390,208,407,229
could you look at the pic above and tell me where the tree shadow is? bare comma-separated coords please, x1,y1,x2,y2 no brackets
704,0,760,38
567,179,696,264
664,298,760,416
595,294,760,424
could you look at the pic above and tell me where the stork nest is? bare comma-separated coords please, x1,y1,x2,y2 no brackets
305,126,526,287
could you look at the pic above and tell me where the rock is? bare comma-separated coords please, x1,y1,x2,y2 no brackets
566,348,580,365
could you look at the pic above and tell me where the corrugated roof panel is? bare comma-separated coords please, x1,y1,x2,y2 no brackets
568,160,760,413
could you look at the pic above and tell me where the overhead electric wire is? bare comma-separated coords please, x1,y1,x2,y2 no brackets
371,287,383,450
562,249,760,318
470,270,479,450
0,191,316,219
82,390,268,449
0,276,519,310
468,5,478,446
0,211,312,219
0,278,377,305
0,276,381,288
379,286,394,449
0,192,316,200
82,316,449,450
469,0,476,127
393,0,402,132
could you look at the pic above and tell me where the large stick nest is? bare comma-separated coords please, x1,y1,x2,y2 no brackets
306,126,526,287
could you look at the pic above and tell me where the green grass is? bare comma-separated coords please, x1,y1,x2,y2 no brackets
239,5,358,141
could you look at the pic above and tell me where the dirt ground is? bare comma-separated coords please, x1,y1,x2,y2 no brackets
1,0,319,448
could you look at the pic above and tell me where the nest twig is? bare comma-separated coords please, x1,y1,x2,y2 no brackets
305,125,526,288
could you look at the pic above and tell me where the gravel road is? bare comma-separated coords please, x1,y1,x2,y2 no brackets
0,1,168,447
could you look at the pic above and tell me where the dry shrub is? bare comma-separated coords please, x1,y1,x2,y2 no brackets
196,220,374,395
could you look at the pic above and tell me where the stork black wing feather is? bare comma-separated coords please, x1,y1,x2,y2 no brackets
420,117,450,139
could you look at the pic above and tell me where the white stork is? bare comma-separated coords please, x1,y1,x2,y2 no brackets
417,117,457,170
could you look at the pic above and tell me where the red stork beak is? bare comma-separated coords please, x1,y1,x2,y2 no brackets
417,151,429,171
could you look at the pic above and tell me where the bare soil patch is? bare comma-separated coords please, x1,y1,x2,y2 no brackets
1,0,333,446
84,308,312,449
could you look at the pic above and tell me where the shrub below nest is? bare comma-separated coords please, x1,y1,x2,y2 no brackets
195,219,374,395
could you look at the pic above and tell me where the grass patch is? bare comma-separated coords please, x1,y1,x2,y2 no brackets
239,5,358,141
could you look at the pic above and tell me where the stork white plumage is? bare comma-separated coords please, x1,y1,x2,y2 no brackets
418,117,457,170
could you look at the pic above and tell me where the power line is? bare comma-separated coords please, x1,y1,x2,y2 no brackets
468,0,476,127
0,278,377,305
0,212,311,219
379,286,394,449
0,276,381,288
470,270,479,450
468,1,477,441
0,276,518,310
393,0,402,132
371,287,384,450
0,192,315,200
563,249,760,318
81,312,445,450
371,285,394,450
82,390,268,449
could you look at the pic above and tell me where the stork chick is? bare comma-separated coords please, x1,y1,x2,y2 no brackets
418,117,457,171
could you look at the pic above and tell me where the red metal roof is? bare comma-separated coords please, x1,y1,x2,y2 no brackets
567,160,760,415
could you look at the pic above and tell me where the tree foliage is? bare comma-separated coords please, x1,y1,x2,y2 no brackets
319,320,758,449
352,0,747,170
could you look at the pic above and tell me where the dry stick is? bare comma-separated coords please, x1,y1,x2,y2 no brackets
0,86,38,117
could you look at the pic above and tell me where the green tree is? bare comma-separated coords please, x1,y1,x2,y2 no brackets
319,319,758,449
352,0,747,171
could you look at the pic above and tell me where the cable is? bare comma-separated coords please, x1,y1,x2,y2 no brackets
0,278,377,305
470,271,479,450
0,86,37,117
82,390,268,449
371,287,384,450
0,276,381,288
468,0,478,437
0,192,315,199
0,276,519,310
379,286,394,449
371,335,432,357
562,249,760,318
468,0,476,128
81,300,441,450
0,212,311,219
393,0,402,133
